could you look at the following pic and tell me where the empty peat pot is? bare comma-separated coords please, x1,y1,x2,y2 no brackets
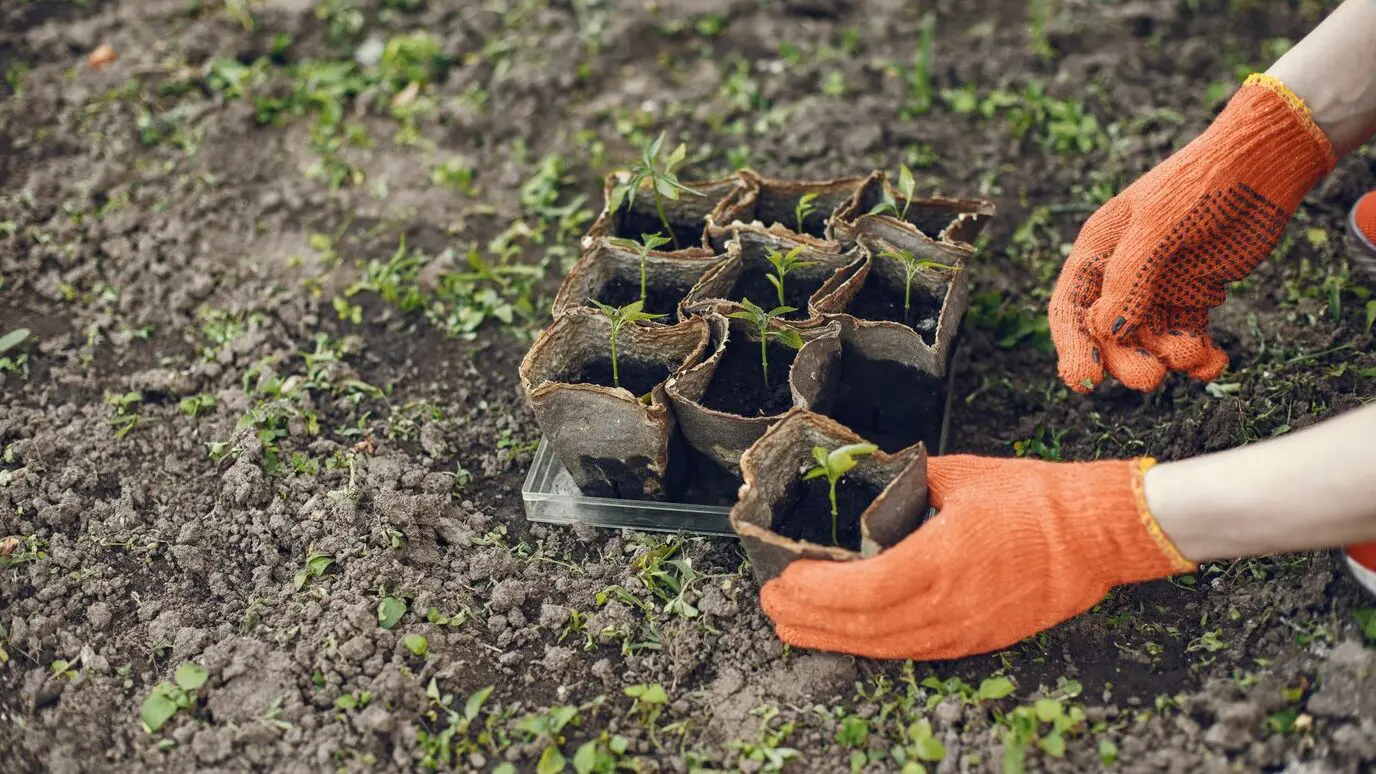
830,171,995,264
681,223,858,322
582,171,744,253
731,408,928,582
665,313,841,476
518,309,711,501
551,238,724,320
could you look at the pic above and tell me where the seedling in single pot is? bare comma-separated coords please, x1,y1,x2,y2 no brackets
803,443,878,545
608,133,705,250
870,164,918,220
794,192,820,234
590,299,666,392
764,246,816,309
882,247,954,323
728,299,805,392
609,233,673,304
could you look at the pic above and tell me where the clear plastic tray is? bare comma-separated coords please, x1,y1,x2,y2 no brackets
522,361,956,536
521,439,736,535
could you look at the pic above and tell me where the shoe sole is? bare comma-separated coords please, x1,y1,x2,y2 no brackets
1347,203,1376,280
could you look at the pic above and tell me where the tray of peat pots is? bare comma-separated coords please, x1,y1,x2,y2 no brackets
581,151,746,253
731,408,929,582
790,233,969,455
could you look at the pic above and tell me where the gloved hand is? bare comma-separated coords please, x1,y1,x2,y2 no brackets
1050,74,1336,393
759,455,1197,660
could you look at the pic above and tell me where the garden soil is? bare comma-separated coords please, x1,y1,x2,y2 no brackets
2,1,1375,772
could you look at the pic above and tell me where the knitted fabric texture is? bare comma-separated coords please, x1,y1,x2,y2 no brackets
1049,75,1336,393
759,455,1195,661
1354,191,1376,244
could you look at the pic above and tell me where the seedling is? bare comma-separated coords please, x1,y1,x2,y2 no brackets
728,299,804,390
589,299,665,390
378,595,407,629
608,132,706,250
881,247,954,321
609,232,673,303
794,192,820,234
141,662,209,733
803,443,879,545
764,246,816,309
869,164,918,221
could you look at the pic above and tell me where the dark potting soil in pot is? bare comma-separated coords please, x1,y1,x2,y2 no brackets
730,271,823,320
906,207,957,239
826,353,945,453
845,274,944,344
772,475,882,552
613,206,704,251
699,339,796,417
596,275,692,318
553,355,674,398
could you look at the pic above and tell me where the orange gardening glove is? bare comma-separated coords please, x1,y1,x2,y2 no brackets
1050,74,1336,393
758,455,1197,661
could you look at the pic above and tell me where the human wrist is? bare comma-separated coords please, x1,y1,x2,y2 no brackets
1211,75,1335,205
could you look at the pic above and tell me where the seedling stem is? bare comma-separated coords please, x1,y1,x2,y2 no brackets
611,233,672,304
727,299,804,391
590,300,665,390
764,246,816,309
881,248,953,322
608,133,705,251
803,444,879,545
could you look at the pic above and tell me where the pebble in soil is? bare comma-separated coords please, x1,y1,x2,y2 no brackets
699,339,796,417
611,205,704,251
822,353,947,453
845,273,945,344
595,275,691,318
773,475,882,552
552,356,673,397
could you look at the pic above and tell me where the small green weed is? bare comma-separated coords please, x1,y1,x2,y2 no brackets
141,662,209,733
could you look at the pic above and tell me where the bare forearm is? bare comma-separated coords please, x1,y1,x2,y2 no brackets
1146,402,1376,562
1266,0,1376,156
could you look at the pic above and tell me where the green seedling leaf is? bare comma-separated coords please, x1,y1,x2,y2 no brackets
174,662,208,692
835,715,868,747
795,192,820,233
536,745,566,774
1098,738,1119,765
378,596,407,629
1356,607,1376,642
776,328,804,350
729,298,803,392
0,328,30,355
404,634,429,657
1033,698,1062,723
977,676,1015,700
465,686,494,720
625,683,668,704
1040,731,1066,757
764,246,815,308
1365,300,1376,335
590,299,666,389
141,688,179,733
805,443,879,545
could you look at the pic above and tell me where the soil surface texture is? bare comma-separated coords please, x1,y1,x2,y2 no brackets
845,273,945,341
595,275,690,320
730,270,821,319
3,0,1376,772
557,356,671,399
773,476,881,553
826,354,949,454
700,340,796,417
611,204,706,252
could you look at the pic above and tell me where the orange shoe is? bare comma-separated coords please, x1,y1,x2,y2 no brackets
1346,543,1376,599
1349,190,1376,278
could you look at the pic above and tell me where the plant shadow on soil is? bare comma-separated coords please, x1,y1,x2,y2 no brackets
553,355,672,398
596,275,690,318
613,203,705,251
773,475,881,552
700,339,796,417
845,274,944,344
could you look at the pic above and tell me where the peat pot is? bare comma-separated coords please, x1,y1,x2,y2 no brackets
519,309,710,501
